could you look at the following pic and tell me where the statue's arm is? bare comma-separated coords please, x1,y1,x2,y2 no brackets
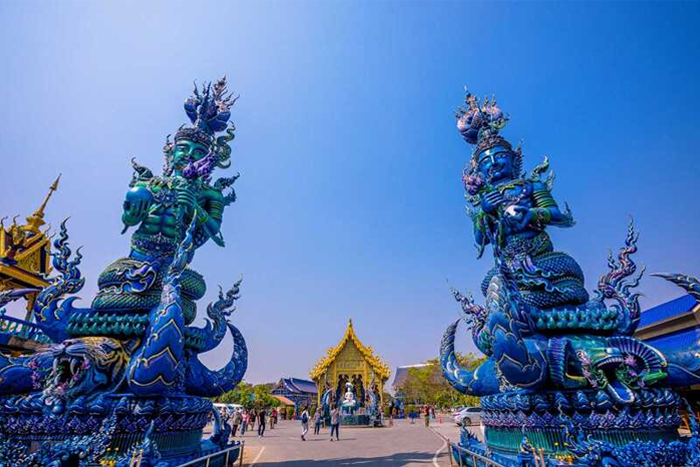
528,181,572,228
194,189,225,247
471,209,490,254
122,182,153,229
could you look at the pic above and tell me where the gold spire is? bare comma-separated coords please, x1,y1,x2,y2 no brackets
24,174,61,234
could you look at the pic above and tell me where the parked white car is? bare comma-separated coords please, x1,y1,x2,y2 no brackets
455,406,481,426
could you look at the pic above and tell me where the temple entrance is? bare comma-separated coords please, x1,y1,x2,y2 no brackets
311,319,389,426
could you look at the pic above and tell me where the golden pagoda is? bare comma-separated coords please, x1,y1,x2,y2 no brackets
0,175,61,320
310,319,391,408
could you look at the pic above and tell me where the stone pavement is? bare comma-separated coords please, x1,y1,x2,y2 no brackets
232,418,463,466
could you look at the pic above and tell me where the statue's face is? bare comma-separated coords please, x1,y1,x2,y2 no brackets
477,146,514,183
170,139,209,173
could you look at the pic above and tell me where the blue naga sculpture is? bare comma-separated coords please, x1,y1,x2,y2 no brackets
440,90,700,465
0,77,248,466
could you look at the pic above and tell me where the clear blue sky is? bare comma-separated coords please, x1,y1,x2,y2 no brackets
1,1,698,384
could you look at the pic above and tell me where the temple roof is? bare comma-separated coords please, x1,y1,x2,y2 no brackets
273,395,295,406
638,294,698,328
275,377,318,395
310,319,391,381
0,175,61,290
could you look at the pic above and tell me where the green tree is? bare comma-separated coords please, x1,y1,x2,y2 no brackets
214,382,281,409
397,353,485,409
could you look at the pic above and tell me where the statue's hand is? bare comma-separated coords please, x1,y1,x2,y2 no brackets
122,186,154,227
176,187,197,217
503,205,522,223
513,206,533,230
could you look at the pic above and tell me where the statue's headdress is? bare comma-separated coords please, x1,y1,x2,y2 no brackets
166,76,239,180
456,89,523,184
177,77,237,147
455,89,509,154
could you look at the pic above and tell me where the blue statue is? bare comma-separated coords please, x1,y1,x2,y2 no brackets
0,78,248,466
440,90,700,465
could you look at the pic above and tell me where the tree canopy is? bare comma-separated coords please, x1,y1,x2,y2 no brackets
397,353,485,408
213,382,281,409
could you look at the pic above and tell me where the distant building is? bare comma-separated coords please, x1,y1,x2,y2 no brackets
310,319,390,409
635,289,700,400
271,377,318,409
391,363,431,393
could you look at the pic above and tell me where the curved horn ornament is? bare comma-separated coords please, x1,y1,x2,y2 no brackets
185,322,248,397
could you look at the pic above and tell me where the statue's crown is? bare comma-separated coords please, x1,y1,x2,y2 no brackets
455,89,510,154
176,76,238,147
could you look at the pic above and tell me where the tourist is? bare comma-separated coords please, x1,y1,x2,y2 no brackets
250,410,256,432
232,409,242,437
240,409,249,436
257,408,267,437
330,406,340,441
313,408,323,435
272,408,278,427
300,406,309,441
424,406,430,427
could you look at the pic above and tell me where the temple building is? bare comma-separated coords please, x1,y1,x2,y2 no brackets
0,176,60,351
310,319,390,410
635,282,700,409
270,377,318,409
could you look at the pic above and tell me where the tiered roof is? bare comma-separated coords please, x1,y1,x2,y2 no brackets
278,377,317,395
310,319,391,381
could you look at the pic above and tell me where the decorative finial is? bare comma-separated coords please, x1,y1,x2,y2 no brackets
177,76,238,148
24,174,61,234
652,273,700,303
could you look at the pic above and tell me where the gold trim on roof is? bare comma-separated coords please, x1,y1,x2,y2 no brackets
310,319,391,381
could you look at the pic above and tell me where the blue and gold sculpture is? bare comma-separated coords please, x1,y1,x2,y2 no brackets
0,77,247,466
440,90,700,466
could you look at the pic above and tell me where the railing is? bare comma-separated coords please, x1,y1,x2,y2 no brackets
176,441,245,467
448,440,507,467
0,311,51,344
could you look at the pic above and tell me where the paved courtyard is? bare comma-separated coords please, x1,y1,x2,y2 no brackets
231,418,478,466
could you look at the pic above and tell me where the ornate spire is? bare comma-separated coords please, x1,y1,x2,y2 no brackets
24,174,60,234
176,76,238,148
455,89,509,154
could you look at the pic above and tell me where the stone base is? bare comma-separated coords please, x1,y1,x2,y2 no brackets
0,393,216,462
480,387,682,455
340,414,371,426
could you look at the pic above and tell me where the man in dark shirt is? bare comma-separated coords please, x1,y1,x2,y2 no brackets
258,408,267,437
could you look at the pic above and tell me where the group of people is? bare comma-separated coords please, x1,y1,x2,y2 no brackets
227,407,279,438
299,406,341,442
408,406,436,426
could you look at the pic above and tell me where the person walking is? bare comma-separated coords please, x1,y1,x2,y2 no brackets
329,406,340,441
249,410,256,432
313,408,323,435
300,407,310,441
257,408,267,437
272,408,278,428
424,406,430,428
240,409,248,436
232,409,242,437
